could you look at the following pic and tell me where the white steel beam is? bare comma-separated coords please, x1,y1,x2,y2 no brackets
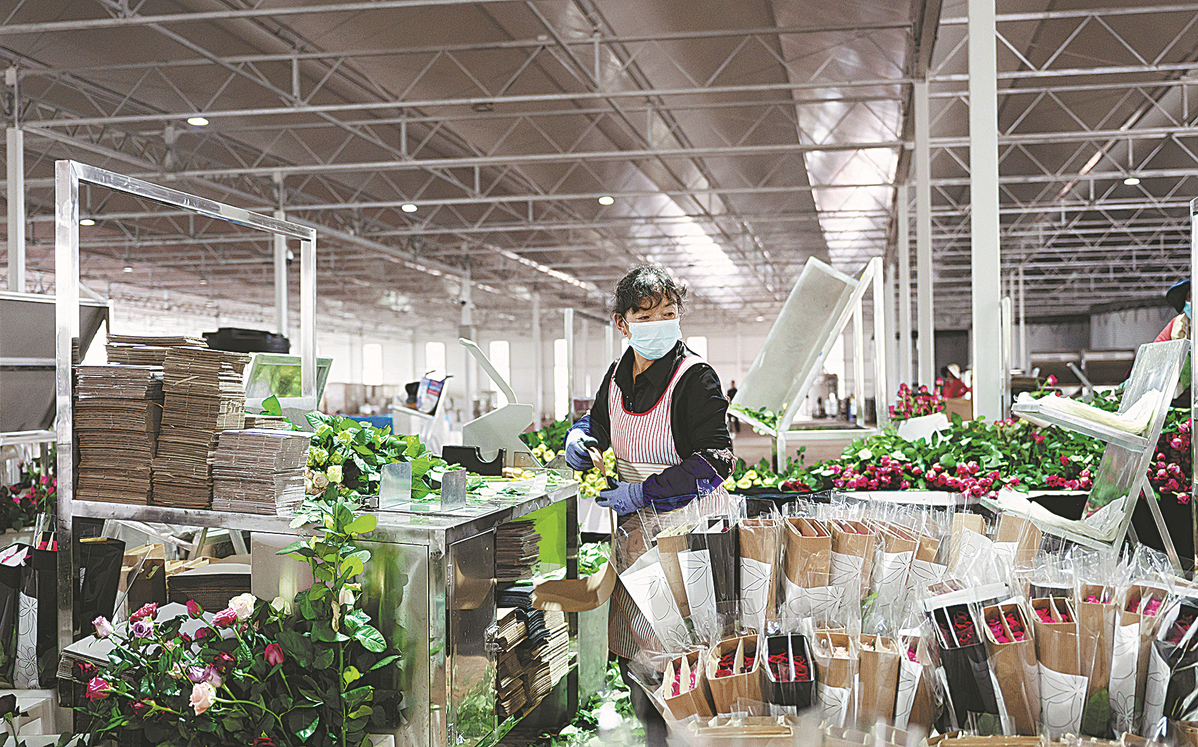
6,126,24,293
969,0,1003,421
0,0,515,35
915,80,935,387
897,184,913,384
273,208,289,339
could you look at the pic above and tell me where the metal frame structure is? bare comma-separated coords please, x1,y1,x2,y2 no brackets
53,160,317,694
732,257,891,466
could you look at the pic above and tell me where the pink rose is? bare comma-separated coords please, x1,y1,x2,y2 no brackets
265,643,285,666
189,682,216,715
213,608,238,628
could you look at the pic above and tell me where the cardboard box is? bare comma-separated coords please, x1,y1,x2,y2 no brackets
706,634,764,715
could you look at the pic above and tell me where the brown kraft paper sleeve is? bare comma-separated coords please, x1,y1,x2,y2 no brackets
785,518,831,588
857,635,900,725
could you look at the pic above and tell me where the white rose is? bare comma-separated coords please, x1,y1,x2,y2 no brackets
270,596,293,616
339,588,355,607
228,592,257,621
326,465,343,484
190,682,216,715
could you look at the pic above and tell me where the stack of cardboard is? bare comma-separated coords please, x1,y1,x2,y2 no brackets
495,521,541,582
152,347,251,509
494,606,570,719
211,429,312,515
74,365,164,504
105,334,207,366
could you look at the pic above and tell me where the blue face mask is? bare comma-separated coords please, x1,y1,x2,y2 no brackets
626,318,681,360
1186,301,1192,320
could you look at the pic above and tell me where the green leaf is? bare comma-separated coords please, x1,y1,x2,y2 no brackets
1081,687,1111,737
261,395,283,417
289,710,320,742
368,654,401,672
278,540,308,555
344,514,377,535
342,666,362,687
355,624,387,653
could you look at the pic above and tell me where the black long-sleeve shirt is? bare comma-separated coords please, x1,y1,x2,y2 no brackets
571,341,734,510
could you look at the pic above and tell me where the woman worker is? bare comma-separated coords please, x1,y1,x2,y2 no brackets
563,266,735,746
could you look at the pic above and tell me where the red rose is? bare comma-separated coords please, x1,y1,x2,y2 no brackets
130,602,158,622
213,608,238,628
211,651,237,676
85,676,111,701
264,642,285,666
186,600,203,618
74,660,98,681
193,627,209,640
129,700,154,718
255,737,277,747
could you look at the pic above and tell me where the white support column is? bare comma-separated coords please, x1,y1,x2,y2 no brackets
564,308,575,418
915,80,935,387
532,293,543,426
969,0,1003,421
852,303,865,422
884,260,899,398
1018,265,1027,372
897,184,913,384
605,320,615,365
6,68,22,294
273,209,288,338
460,276,474,419
580,318,590,393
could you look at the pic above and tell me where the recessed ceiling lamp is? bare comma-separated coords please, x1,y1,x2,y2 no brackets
199,277,208,285
1123,176,1140,185
597,195,614,206
122,265,133,273
186,116,209,127
79,218,95,226
755,315,765,322
401,203,418,213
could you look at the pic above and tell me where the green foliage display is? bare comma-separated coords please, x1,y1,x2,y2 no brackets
0,455,54,534
305,412,448,503
520,419,571,452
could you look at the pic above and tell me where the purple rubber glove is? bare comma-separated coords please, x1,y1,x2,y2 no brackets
596,480,647,515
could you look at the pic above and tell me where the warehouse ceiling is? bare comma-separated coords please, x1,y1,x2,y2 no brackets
0,0,1193,332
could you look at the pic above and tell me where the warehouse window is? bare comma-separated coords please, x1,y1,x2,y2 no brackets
554,338,568,421
425,341,446,378
362,343,383,386
686,335,708,359
488,340,510,406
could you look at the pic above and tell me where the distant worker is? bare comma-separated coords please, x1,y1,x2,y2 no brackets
1155,277,1189,342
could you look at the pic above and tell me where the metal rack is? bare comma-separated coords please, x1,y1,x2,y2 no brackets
731,256,890,466
52,161,319,705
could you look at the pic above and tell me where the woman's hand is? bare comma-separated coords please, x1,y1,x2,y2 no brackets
564,427,599,470
596,481,647,515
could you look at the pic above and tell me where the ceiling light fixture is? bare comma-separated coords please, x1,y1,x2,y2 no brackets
79,218,95,226
186,116,209,127
122,265,133,273
199,278,208,286
401,203,418,213
1123,176,1140,186
755,315,765,322
597,195,614,206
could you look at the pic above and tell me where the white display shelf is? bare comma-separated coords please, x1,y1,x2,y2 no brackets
1011,399,1149,452
71,500,310,535
0,429,55,446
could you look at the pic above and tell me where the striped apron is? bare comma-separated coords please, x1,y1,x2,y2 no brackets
607,355,728,658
